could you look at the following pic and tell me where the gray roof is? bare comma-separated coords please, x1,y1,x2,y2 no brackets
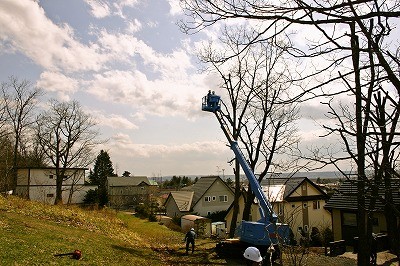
169,191,194,212
107,176,152,187
182,176,232,206
324,179,400,211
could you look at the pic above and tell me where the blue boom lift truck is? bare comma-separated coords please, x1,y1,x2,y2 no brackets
202,92,291,261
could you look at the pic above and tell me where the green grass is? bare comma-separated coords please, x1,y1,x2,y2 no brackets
0,195,223,265
0,195,358,265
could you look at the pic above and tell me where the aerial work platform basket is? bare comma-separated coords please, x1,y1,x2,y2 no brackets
202,91,221,112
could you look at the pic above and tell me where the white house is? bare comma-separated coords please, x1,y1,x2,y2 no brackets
15,167,95,204
164,176,234,218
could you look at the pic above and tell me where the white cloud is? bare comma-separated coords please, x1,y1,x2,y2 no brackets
84,0,111,18
147,21,159,28
92,112,139,130
166,0,182,15
86,67,211,119
127,19,142,33
36,71,79,101
0,0,106,72
113,0,139,10
113,0,139,17
110,133,225,158
85,0,141,19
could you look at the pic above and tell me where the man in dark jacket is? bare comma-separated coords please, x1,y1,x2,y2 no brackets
185,228,196,255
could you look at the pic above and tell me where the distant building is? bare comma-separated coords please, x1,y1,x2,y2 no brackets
164,190,194,218
164,176,234,218
225,177,331,242
181,214,212,237
15,167,94,204
107,176,158,209
324,179,400,244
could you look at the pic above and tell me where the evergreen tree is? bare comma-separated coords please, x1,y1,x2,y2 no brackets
88,150,115,206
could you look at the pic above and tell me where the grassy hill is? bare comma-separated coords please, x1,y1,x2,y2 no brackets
0,195,358,265
0,195,222,265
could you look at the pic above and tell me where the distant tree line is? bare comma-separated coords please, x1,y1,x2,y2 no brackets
161,176,196,189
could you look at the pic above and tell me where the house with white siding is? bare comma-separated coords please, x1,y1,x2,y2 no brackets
15,167,94,204
164,176,234,218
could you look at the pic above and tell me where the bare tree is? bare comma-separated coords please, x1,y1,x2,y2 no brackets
179,1,400,264
35,100,101,205
1,76,42,191
200,29,300,237
0,93,7,138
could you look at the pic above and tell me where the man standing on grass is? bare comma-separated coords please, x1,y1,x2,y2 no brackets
184,228,196,255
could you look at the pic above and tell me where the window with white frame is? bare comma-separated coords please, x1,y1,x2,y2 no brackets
219,195,228,202
212,196,216,201
204,196,211,202
49,175,54,179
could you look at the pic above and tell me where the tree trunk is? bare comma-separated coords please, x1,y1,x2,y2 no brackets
229,160,241,238
55,174,63,205
242,188,255,221
350,21,370,266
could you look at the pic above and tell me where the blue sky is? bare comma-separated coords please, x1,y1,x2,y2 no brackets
0,0,237,177
0,0,332,177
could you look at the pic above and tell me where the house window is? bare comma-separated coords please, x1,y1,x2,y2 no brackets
49,175,54,179
204,196,211,202
219,195,228,202
303,203,307,209
292,204,296,208
207,211,211,216
47,193,54,198
313,200,320,209
212,196,216,201
304,225,309,232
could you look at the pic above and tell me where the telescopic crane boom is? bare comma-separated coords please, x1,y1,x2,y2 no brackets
202,92,290,246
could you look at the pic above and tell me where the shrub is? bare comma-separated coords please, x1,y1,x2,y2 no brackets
83,189,99,204
321,227,334,246
310,227,323,247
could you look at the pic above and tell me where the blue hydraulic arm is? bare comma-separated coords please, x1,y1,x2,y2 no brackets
202,94,277,224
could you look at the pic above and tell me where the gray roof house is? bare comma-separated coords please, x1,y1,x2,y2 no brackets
107,176,158,209
225,177,331,241
164,176,234,218
324,179,400,243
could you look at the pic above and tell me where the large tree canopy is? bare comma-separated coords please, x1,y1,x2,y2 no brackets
36,100,100,204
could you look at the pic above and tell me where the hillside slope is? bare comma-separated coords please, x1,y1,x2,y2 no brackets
0,196,360,266
0,195,220,265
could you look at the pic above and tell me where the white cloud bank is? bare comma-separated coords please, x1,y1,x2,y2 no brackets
0,0,107,73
